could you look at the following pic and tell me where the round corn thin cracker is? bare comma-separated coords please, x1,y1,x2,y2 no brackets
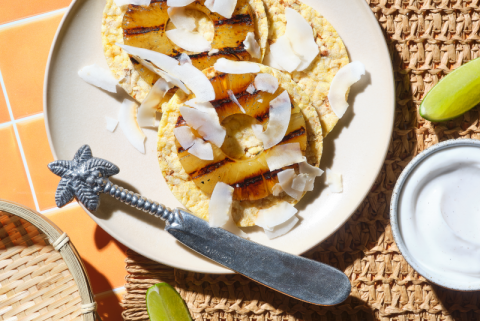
157,65,323,227
101,0,269,107
262,0,350,137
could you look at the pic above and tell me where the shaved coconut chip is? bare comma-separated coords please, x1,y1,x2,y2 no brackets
208,48,220,56
227,90,246,113
265,216,299,239
292,174,308,191
254,73,279,94
138,78,171,127
299,161,324,177
255,201,297,231
180,107,226,147
258,99,263,103
119,100,146,154
155,68,190,94
266,143,304,171
253,91,291,149
269,36,301,73
167,0,195,7
328,61,365,118
189,138,214,160
105,116,118,132
117,44,215,101
209,182,234,227
214,58,260,74
284,8,319,71
78,64,118,93
272,184,283,196
114,0,150,6
166,29,212,53
209,0,236,19
263,52,285,71
246,84,256,94
277,169,303,200
185,99,217,116
326,169,343,193
304,176,315,192
243,32,261,59
223,218,248,238
173,126,196,150
178,53,192,65
168,7,195,31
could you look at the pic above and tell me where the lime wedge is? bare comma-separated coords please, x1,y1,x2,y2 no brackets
419,57,480,122
146,283,192,321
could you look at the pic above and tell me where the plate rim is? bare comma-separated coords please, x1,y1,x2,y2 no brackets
43,0,395,273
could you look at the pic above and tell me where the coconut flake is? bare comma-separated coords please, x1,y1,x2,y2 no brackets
117,44,215,101
263,52,285,71
185,99,217,116
166,29,212,53
266,143,303,171
227,90,246,113
326,169,343,193
78,64,118,93
118,99,146,154
258,99,263,103
269,36,301,73
180,106,226,147
105,116,118,132
214,58,260,74
208,48,220,56
246,84,256,94
138,78,171,127
254,73,279,94
174,126,196,150
284,8,319,71
272,184,283,196
265,216,298,239
292,173,308,191
253,91,291,149
299,161,324,177
208,0,236,19
189,138,214,160
328,61,365,118
114,0,150,6
178,53,192,65
167,0,195,7
255,201,297,231
243,32,261,59
168,7,196,31
209,182,234,227
277,169,303,200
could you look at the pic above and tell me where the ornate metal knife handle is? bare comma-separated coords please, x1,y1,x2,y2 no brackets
48,145,180,227
48,145,351,306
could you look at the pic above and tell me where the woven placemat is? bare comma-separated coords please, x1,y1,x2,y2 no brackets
121,1,480,320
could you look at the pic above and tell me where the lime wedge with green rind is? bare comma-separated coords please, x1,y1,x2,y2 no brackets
146,283,192,321
419,57,480,122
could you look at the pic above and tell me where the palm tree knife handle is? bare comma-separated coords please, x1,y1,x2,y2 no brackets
48,145,351,306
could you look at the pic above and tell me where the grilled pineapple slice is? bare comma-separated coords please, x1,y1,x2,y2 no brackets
174,68,308,201
123,0,256,87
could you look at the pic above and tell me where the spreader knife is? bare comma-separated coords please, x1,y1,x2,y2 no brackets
48,145,351,306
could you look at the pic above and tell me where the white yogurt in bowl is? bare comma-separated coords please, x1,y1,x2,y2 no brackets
391,139,480,290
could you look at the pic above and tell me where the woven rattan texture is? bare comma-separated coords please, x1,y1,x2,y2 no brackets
121,1,480,320
0,211,82,321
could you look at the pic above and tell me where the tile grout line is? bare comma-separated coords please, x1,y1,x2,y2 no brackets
0,7,68,30
0,112,44,128
40,202,79,216
0,69,41,212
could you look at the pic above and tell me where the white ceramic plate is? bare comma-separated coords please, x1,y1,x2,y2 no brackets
44,0,394,273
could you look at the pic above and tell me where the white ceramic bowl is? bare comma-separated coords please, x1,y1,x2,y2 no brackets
391,138,480,291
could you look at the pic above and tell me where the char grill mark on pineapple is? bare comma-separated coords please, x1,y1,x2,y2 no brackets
214,14,253,26
281,127,306,143
176,116,187,128
191,158,233,180
124,25,164,36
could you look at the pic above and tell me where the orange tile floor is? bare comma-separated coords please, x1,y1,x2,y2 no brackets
0,2,127,319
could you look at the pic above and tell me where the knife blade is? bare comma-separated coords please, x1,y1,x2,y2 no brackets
48,145,351,306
